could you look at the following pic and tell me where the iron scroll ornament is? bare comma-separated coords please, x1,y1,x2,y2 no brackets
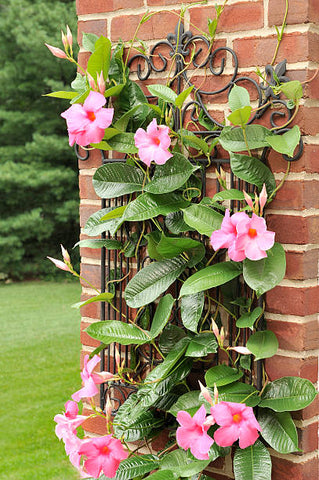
75,22,303,411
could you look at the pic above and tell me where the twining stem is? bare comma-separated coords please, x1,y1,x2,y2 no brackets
268,161,290,201
270,101,299,131
151,340,165,359
270,0,289,66
242,127,252,156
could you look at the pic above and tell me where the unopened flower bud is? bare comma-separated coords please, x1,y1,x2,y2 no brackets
61,31,68,49
220,327,225,346
87,72,96,91
213,384,219,404
105,395,113,419
243,190,254,210
199,381,213,405
97,71,106,95
216,167,227,190
45,43,67,59
228,346,252,355
212,319,220,340
115,346,121,369
47,256,72,273
66,25,73,47
60,244,71,264
259,183,267,215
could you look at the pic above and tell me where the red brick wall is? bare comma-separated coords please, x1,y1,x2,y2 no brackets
76,1,319,478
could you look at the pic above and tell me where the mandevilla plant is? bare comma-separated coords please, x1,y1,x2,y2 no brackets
46,12,317,480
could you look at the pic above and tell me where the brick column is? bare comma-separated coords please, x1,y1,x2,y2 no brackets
76,1,319,478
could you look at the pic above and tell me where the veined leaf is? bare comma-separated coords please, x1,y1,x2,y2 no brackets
44,91,78,99
205,364,243,387
144,470,175,480
74,238,122,250
180,291,205,333
149,294,175,339
233,440,271,480
165,210,195,234
266,126,301,158
185,332,218,358
228,106,252,127
183,204,223,236
180,262,242,297
72,292,114,309
93,163,144,199
213,189,246,202
116,455,160,480
125,256,189,308
123,192,189,222
169,390,201,417
259,376,317,412
258,409,299,453
114,410,164,442
87,37,112,81
236,307,263,330
160,450,210,478
86,320,151,345
175,85,194,108
83,207,123,237
100,205,127,221
229,84,251,111
147,84,177,104
219,125,270,152
215,382,260,407
106,132,139,153
246,330,278,361
230,153,276,196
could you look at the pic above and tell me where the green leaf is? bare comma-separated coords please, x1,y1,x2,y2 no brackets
147,84,178,104
205,364,243,387
169,390,201,417
100,205,127,221
156,235,205,267
230,153,276,196
149,294,175,338
114,105,147,131
93,163,144,199
104,84,125,98
82,33,99,53
123,193,189,222
279,81,303,101
124,256,189,308
180,262,242,297
259,376,317,412
72,292,114,309
44,91,78,100
71,72,87,92
180,292,205,333
165,211,195,234
185,332,218,358
116,455,160,480
216,382,260,407
74,239,122,250
86,320,151,345
233,440,271,480
228,106,252,127
145,471,175,480
236,307,263,330
183,204,223,236
229,84,251,111
175,85,194,108
219,125,270,152
243,243,286,298
182,134,209,154
83,207,123,237
160,450,210,478
246,330,278,361
144,153,197,194
145,231,163,260
114,410,164,442
87,37,112,81
258,409,299,453
159,324,187,354
208,17,217,37
266,126,301,158
105,132,138,154
212,189,246,202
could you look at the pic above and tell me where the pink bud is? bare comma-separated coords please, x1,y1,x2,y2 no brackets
105,395,113,419
254,192,259,215
115,346,121,368
66,25,73,47
60,244,71,264
45,43,67,59
259,183,267,215
87,72,96,91
212,319,220,340
47,256,72,273
97,71,106,95
213,384,219,404
61,31,68,49
228,346,252,355
243,190,254,210
199,381,213,405
220,327,225,346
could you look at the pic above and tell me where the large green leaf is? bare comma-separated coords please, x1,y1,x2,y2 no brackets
86,320,151,345
216,382,260,407
180,291,205,332
183,204,223,236
145,153,197,194
243,243,286,298
74,238,122,250
230,153,276,196
106,132,138,153
165,211,195,234
229,84,251,111
169,390,201,417
147,84,178,104
259,377,317,412
219,125,270,152
93,163,144,199
87,36,111,81
185,332,218,358
266,125,301,158
246,330,278,361
125,256,189,308
149,294,175,338
213,189,246,202
233,440,271,480
83,207,123,237
205,364,243,387
236,307,263,330
279,80,303,101
72,292,114,309
159,324,187,354
180,262,242,297
156,235,205,268
114,410,164,442
123,193,189,222
145,471,175,480
160,450,210,478
116,455,160,480
228,106,252,127
258,409,299,453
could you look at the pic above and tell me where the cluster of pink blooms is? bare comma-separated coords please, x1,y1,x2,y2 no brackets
54,354,128,479
176,384,261,459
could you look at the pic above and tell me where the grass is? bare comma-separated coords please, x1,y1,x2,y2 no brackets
0,281,82,480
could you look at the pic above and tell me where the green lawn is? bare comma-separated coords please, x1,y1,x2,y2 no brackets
0,281,82,480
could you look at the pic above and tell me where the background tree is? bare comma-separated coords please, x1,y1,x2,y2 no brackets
0,0,79,279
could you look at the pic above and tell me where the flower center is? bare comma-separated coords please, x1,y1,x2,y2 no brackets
87,111,96,121
232,413,242,424
248,228,257,238
153,137,161,146
101,446,109,455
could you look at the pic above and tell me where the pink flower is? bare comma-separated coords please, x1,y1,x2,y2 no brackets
211,402,261,449
210,209,248,262
134,118,173,167
47,245,73,273
61,91,114,147
78,435,128,479
72,354,114,402
176,405,214,460
54,401,87,440
45,43,67,59
234,213,275,261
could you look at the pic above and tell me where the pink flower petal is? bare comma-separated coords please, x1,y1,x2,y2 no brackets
214,424,239,447
84,91,106,111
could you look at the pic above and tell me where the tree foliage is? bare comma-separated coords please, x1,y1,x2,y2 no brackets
0,0,79,278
